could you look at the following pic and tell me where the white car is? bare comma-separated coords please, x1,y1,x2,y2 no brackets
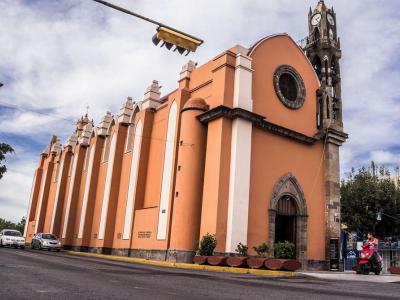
0,229,25,249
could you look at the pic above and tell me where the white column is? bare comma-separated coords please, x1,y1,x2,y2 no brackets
225,48,254,253
61,152,79,239
24,174,36,237
98,133,117,240
78,145,96,238
157,101,178,240
50,159,65,233
122,120,143,240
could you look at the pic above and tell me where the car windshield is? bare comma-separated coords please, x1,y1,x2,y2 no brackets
4,231,22,237
42,234,57,240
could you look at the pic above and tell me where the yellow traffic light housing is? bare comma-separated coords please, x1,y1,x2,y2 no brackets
152,27,203,55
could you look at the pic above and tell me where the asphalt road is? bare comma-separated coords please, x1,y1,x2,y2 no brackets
0,247,399,300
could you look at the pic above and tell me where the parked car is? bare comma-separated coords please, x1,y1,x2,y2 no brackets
31,233,61,251
0,229,25,248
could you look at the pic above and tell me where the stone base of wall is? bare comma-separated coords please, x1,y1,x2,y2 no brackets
166,250,196,263
303,259,329,271
62,245,329,271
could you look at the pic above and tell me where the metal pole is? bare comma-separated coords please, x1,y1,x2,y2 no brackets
91,0,204,44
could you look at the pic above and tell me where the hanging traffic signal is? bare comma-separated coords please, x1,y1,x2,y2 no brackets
152,27,202,56
92,1,204,56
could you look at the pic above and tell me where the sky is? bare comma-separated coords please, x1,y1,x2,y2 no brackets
0,0,399,223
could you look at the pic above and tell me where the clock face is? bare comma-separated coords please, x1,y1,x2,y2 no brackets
311,13,321,26
327,14,335,25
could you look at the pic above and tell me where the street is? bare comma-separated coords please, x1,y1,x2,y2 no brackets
0,248,399,299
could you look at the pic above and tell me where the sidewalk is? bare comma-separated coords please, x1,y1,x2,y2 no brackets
300,271,400,283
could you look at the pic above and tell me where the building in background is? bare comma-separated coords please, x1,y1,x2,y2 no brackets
24,1,347,270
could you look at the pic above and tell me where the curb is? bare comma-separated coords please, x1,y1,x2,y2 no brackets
65,251,296,277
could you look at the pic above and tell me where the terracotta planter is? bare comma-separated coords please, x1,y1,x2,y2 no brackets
388,266,400,274
264,258,284,270
247,258,267,269
281,259,302,271
193,256,208,265
226,256,247,267
207,256,227,266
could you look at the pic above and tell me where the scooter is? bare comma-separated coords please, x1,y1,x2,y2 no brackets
355,242,382,275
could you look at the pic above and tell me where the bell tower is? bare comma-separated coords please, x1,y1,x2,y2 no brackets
306,0,342,130
306,0,348,270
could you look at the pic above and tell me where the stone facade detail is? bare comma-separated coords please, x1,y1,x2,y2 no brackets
141,80,162,110
268,173,308,261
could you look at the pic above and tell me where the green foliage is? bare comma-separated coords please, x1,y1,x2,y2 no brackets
252,242,269,257
235,242,248,256
0,216,25,233
341,162,400,238
0,142,14,180
198,233,217,256
274,241,295,259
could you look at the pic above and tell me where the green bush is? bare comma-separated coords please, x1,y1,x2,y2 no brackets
252,242,269,257
235,242,248,256
274,241,295,259
198,233,217,256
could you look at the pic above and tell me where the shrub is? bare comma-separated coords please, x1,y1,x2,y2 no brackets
235,242,248,257
274,241,295,259
252,242,269,257
198,233,217,256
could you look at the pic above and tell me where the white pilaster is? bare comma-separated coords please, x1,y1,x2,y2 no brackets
157,101,178,240
225,47,253,253
34,170,48,234
61,150,79,239
78,145,96,238
122,120,143,240
50,158,65,233
98,133,118,240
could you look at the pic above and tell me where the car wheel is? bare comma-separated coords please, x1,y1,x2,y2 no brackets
0,240,3,247
38,243,42,250
31,243,35,249
57,249,61,252
20,246,25,250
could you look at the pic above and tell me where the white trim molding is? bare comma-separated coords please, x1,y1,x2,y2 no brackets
226,48,253,253
157,101,178,240
122,120,143,240
78,146,96,239
61,152,79,239
24,174,37,237
98,133,117,240
50,159,65,233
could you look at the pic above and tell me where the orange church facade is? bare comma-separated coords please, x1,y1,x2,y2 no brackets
24,1,348,270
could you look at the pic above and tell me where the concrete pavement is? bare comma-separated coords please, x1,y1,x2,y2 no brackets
1,247,399,299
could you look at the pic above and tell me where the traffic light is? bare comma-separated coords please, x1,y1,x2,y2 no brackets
152,26,202,56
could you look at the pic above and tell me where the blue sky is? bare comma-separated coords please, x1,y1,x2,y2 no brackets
0,0,399,222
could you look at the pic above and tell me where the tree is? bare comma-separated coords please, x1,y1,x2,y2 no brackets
0,142,14,180
341,162,400,238
0,217,25,233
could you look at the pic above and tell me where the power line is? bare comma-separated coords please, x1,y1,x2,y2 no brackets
0,101,76,124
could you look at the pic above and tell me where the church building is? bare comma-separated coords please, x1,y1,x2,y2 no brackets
24,1,347,270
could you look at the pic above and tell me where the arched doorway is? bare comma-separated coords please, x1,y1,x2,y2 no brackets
269,173,308,260
275,196,297,245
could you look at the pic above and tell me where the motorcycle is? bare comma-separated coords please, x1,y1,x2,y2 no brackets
355,242,382,275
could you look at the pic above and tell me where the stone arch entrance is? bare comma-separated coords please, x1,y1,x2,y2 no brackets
269,173,308,260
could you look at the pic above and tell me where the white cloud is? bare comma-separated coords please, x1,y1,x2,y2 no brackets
0,0,399,221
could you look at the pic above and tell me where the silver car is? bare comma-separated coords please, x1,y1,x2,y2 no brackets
31,233,62,251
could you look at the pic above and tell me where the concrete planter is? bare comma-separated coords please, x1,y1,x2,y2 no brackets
247,258,268,269
226,256,247,267
193,256,208,265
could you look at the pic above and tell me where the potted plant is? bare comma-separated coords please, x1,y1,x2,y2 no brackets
193,233,217,265
227,243,248,267
247,243,269,269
